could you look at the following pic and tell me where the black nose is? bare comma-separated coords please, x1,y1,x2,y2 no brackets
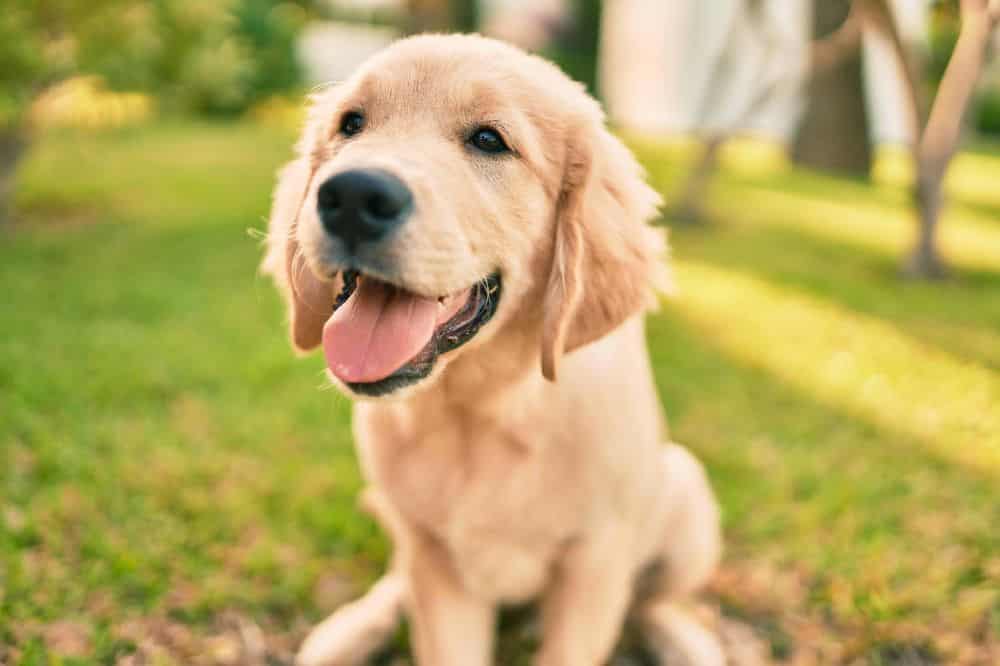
316,169,412,251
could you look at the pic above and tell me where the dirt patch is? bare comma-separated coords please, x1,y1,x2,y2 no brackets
41,620,92,658
113,612,303,666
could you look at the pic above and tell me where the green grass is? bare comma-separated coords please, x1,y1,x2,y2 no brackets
2,122,998,665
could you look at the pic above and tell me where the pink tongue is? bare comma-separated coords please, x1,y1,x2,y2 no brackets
323,277,471,384
323,278,439,383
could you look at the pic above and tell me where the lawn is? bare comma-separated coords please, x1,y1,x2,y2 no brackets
1,120,998,665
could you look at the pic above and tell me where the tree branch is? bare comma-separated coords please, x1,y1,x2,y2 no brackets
920,0,1000,184
889,0,1000,277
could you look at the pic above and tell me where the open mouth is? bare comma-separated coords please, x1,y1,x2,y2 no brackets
321,269,501,396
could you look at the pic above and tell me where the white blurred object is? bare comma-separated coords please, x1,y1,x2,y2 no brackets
864,0,928,146
600,0,930,145
690,0,809,138
600,0,807,138
599,0,681,133
298,21,400,85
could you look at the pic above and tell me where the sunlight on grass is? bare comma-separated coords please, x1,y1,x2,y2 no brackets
628,135,791,177
866,144,1000,215
871,145,914,189
672,260,1000,475
725,186,1000,274
718,137,790,175
945,150,1000,212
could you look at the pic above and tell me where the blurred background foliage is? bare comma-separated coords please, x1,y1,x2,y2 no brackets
5,0,1000,128
0,0,315,127
541,0,602,93
6,0,1000,139
928,0,961,83
0,0,320,222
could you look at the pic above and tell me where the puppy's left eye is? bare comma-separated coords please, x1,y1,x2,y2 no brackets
339,111,365,137
469,128,509,154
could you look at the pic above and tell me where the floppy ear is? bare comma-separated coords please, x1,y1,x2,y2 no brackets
540,125,667,381
261,158,338,353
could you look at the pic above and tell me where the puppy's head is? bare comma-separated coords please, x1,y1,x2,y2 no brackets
263,34,666,399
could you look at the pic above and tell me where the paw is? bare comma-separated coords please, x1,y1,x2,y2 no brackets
296,610,370,666
640,602,725,666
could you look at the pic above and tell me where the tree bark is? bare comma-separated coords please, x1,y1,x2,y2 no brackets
404,0,477,33
405,0,452,33
0,128,27,226
793,0,873,176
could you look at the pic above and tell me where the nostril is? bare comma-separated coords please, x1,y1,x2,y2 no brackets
367,192,398,220
317,186,340,213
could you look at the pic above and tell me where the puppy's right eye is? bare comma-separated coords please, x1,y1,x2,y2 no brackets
339,111,364,137
469,127,509,154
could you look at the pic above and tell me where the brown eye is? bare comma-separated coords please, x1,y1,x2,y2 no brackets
469,127,509,154
340,111,364,137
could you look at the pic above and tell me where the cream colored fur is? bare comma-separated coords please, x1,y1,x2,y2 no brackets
263,34,723,666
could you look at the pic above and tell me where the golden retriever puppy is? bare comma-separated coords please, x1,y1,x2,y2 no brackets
262,34,723,666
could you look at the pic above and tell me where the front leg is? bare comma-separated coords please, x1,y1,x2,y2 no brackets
296,573,403,666
535,537,634,666
405,528,496,666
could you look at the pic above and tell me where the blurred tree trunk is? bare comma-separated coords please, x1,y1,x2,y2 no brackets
405,0,477,33
405,0,450,32
0,128,26,225
793,0,872,176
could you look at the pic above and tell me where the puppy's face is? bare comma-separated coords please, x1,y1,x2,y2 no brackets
265,35,665,399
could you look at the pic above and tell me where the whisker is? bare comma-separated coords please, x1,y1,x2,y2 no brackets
479,276,492,308
247,226,267,243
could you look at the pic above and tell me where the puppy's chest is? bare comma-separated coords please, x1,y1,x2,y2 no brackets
373,428,577,602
